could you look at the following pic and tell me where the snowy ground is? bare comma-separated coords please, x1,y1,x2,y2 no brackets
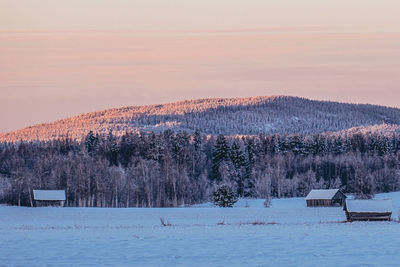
1,193,399,266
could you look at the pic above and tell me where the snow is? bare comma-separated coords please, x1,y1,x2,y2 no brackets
33,190,66,201
305,189,340,200
345,199,393,213
1,192,400,266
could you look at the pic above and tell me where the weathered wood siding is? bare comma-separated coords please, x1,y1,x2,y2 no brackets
306,199,332,207
35,200,65,207
346,211,392,221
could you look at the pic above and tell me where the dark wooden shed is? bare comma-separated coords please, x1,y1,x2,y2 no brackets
305,189,346,207
344,199,392,221
33,190,66,207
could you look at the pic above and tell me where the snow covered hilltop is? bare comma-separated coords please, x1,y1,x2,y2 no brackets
1,96,400,142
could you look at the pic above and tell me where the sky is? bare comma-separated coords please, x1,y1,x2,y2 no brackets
1,0,400,133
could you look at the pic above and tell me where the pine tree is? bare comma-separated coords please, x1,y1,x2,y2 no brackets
210,135,229,182
192,129,203,179
193,129,202,152
244,139,256,197
85,131,98,156
230,141,246,169
105,131,119,166
230,141,246,196
212,185,238,207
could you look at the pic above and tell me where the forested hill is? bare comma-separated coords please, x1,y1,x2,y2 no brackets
2,96,400,142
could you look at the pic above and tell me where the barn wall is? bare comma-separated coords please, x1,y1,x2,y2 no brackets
307,199,332,207
346,211,392,221
35,200,64,207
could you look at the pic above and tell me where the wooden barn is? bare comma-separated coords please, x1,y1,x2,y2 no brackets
305,189,346,207
33,190,66,207
344,199,392,221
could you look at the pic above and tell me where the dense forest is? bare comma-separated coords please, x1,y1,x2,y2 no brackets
2,96,400,142
1,128,399,207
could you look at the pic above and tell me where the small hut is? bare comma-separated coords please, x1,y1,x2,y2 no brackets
344,199,392,221
305,189,346,207
33,190,66,207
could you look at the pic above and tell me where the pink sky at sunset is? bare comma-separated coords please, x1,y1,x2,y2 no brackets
1,0,400,133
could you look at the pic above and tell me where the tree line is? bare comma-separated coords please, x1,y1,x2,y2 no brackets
0,129,399,207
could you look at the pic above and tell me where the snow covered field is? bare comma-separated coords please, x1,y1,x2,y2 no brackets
1,193,399,266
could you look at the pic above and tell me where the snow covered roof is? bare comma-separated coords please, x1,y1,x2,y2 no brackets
345,199,393,213
305,189,342,200
33,190,66,201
